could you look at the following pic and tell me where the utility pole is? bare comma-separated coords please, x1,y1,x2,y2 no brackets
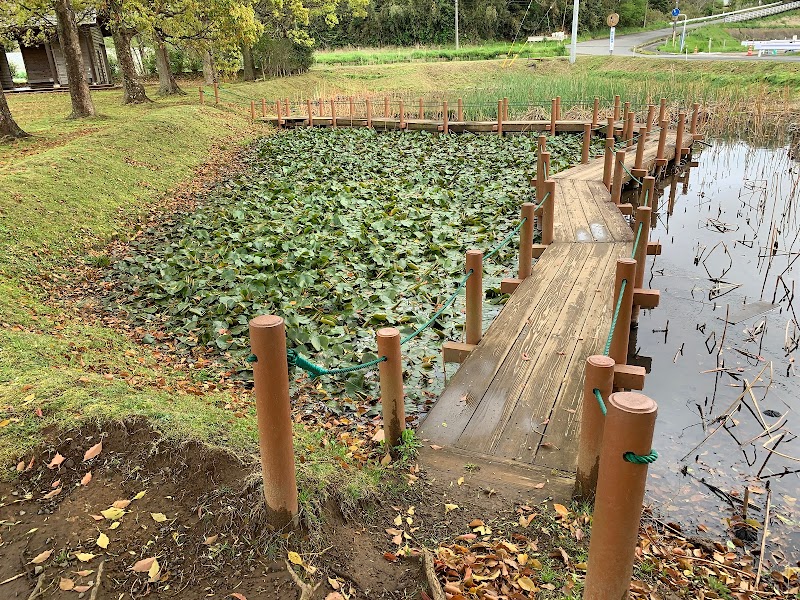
455,0,460,49
569,0,579,63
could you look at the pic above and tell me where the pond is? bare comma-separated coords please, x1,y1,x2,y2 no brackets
634,141,800,566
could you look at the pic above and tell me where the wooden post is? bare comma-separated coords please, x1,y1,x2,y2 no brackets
261,98,267,117
457,98,464,121
608,259,636,365
496,100,503,136
250,100,256,121
592,97,600,127
284,98,289,117
632,206,652,323
249,315,299,528
582,123,592,164
442,100,449,134
603,138,615,191
550,98,557,134
645,104,655,133
330,99,337,128
613,95,621,121
518,202,536,279
503,97,509,122
199,86,204,105
538,134,547,153
584,392,657,600
306,100,313,127
317,98,323,117
536,147,545,215
656,119,668,166
213,82,219,105
555,95,561,121
575,355,615,500
634,126,647,172
366,98,372,128
624,106,634,148
658,97,667,124
377,328,405,449
275,100,283,128
675,111,686,157
384,96,389,118
541,180,555,246
465,250,483,345
611,150,626,205
399,99,405,129
349,96,354,124
639,175,655,208
607,116,615,141
690,102,700,139
418,97,424,119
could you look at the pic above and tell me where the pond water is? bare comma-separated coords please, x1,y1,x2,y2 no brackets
633,141,800,565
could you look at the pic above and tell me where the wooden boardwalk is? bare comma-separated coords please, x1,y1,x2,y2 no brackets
417,130,686,498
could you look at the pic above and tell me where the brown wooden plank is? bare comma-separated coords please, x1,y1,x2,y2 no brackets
489,242,620,461
418,243,584,445
552,182,575,243
571,180,613,242
560,180,596,243
584,180,633,243
454,244,598,456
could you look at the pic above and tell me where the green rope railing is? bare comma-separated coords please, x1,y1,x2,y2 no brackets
624,449,659,464
484,219,527,261
619,159,643,185
534,190,551,212
593,388,607,416
400,270,473,345
603,278,627,356
631,221,644,259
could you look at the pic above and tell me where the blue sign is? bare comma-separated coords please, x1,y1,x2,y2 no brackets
671,7,680,16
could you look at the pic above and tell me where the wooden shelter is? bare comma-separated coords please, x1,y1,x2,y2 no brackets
1,16,112,91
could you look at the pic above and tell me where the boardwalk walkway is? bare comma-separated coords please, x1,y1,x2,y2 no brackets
417,130,685,499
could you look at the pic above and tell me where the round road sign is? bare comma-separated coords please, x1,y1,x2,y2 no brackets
671,7,680,17
607,12,620,27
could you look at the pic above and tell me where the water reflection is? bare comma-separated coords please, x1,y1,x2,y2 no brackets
633,141,800,565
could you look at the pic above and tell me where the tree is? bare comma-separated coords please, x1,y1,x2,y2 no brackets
104,0,152,103
0,86,29,140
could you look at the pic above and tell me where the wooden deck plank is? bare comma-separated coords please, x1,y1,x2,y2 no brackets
453,244,598,456
585,180,634,242
488,243,621,461
571,180,613,243
556,180,593,243
417,243,585,444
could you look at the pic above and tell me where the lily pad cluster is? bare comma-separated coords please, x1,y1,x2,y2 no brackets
108,128,586,403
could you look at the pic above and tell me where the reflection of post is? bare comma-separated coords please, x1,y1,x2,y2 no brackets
682,163,692,195
668,170,678,216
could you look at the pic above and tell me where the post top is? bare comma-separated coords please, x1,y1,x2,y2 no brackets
617,257,636,266
608,391,658,415
249,314,284,329
377,327,400,338
587,355,615,368
466,249,484,257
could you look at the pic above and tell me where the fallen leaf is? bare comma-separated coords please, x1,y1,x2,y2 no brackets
325,594,345,600
371,429,384,443
59,578,75,591
101,507,125,520
444,503,459,514
230,594,248,600
151,512,167,523
553,503,570,517
518,576,537,591
133,491,146,500
29,550,52,564
204,535,218,545
534,482,546,489
429,444,443,450
90,515,104,521
457,477,464,485
81,472,92,486
131,557,156,573
287,551,303,566
328,577,341,590
74,570,93,577
48,453,65,469
383,551,398,562
109,522,120,530
148,558,160,582
96,533,109,549
42,486,62,500
112,499,131,509
16,461,24,472
380,453,391,466
74,586,91,593
74,552,96,562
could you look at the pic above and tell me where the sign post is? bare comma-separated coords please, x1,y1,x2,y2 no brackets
607,13,619,55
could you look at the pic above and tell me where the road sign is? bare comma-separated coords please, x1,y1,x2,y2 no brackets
607,12,619,27
671,8,680,17
609,26,616,53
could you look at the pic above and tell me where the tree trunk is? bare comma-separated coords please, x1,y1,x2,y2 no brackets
154,32,184,95
242,44,255,81
112,28,151,104
54,0,95,118
202,50,216,85
0,87,29,140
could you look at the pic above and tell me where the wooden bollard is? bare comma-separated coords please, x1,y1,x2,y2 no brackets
366,98,372,128
613,95,621,121
518,202,536,279
465,250,483,345
658,97,667,124
377,328,405,449
592,97,599,127
656,119,668,166
690,102,700,139
275,100,283,128
399,100,405,129
639,175,655,208
330,99,337,128
645,104,655,133
675,111,687,157
261,98,267,117
306,99,313,127
550,98,557,134
199,86,204,105
317,98,323,117
584,392,657,600
631,205,652,324
503,97,509,122
535,146,546,214
442,100,449,134
538,134,547,153
575,355,615,499
249,315,299,528
611,150,626,205
608,259,636,365
496,100,503,136
624,107,634,148
582,123,592,164
349,96,354,123
457,98,463,122
213,82,219,104
284,98,289,117
250,100,256,121
541,180,555,246
607,116,615,141
384,96,389,118
555,95,561,121
602,138,614,191
418,97,424,119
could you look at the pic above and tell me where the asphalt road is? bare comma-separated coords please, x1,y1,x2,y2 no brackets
575,20,800,61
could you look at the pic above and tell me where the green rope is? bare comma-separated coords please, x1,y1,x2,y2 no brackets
623,449,659,464
642,187,649,208
631,221,644,259
593,388,607,416
484,219,527,261
535,190,551,212
619,159,643,185
286,348,387,378
603,278,627,356
400,270,473,345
